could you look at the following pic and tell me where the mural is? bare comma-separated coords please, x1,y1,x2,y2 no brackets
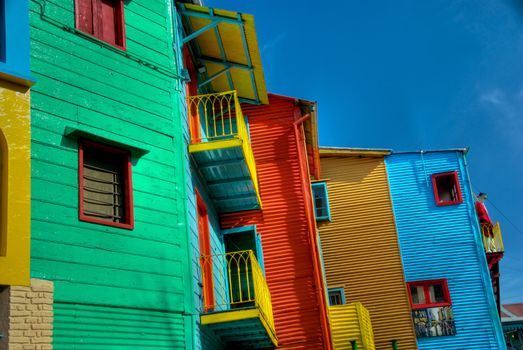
412,306,456,338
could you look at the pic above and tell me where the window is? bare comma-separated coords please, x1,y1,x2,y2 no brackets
407,279,451,309
431,172,463,206
79,139,133,229
312,181,331,221
408,279,456,337
75,0,125,49
328,288,346,306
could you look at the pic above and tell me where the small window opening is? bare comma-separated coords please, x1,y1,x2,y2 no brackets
432,172,462,206
328,288,345,306
312,182,331,221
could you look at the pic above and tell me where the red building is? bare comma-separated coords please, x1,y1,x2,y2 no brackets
221,94,332,349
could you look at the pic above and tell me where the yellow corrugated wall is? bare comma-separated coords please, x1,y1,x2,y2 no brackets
330,302,376,350
320,155,418,350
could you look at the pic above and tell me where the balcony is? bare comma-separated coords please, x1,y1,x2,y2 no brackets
481,222,504,255
188,91,261,213
200,250,277,348
329,302,376,350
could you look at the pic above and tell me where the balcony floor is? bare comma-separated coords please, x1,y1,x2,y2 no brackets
190,139,260,213
201,308,276,348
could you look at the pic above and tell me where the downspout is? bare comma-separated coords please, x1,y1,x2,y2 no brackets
293,112,333,350
462,152,506,350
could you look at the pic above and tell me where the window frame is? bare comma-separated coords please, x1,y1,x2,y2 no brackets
78,139,134,229
407,279,451,310
75,0,126,50
431,171,463,206
312,181,331,221
328,287,346,306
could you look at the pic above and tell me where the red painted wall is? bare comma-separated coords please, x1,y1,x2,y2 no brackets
221,94,332,349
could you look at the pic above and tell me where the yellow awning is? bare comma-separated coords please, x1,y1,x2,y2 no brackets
178,3,268,105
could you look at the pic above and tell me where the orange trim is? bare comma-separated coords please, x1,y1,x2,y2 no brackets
196,190,214,311
183,47,201,143
293,109,333,350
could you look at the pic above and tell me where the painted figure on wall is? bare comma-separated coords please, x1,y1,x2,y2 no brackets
476,192,496,252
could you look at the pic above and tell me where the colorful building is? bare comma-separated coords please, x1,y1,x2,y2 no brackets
27,0,192,348
176,2,276,348
219,94,332,348
0,0,34,348
318,148,417,350
385,149,506,349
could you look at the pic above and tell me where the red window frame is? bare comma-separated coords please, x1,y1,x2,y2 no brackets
75,0,126,50
78,139,134,230
407,279,451,309
431,171,463,206
196,190,214,311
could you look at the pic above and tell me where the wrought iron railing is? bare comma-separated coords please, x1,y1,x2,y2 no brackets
187,91,260,200
481,222,504,253
200,250,275,335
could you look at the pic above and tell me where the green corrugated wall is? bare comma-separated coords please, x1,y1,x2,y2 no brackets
29,0,191,348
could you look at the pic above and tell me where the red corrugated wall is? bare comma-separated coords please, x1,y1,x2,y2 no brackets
221,94,331,349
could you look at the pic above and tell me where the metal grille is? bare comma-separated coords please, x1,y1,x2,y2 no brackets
83,149,125,223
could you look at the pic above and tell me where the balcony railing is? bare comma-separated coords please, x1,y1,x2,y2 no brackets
200,250,276,339
187,90,260,202
481,222,504,254
329,302,376,350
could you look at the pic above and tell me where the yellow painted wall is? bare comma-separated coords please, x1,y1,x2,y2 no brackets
0,79,31,286
319,155,417,350
330,302,375,350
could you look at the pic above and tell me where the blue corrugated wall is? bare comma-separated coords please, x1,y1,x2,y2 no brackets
385,151,505,350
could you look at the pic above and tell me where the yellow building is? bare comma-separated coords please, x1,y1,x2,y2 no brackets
0,0,32,286
0,79,31,286
319,148,417,350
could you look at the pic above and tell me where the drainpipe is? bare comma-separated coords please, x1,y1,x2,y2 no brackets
293,112,333,350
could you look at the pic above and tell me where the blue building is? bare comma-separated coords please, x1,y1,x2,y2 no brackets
385,149,506,350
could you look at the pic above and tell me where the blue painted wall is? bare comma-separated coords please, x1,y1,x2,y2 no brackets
385,150,505,350
1,0,32,81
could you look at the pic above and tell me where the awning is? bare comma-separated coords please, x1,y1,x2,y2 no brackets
178,3,268,105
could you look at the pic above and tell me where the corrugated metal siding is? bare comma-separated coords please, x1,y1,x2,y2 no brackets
385,151,505,350
330,303,376,350
53,303,185,349
319,156,418,350
221,95,329,348
175,10,225,348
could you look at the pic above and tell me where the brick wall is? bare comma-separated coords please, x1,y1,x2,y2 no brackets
0,279,54,350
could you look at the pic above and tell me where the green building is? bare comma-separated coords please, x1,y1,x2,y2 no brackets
29,0,193,348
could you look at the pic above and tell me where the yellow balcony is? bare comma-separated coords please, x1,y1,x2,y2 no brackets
200,250,277,348
188,91,261,213
481,222,504,254
329,302,376,350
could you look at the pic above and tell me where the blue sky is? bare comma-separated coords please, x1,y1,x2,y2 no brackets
205,0,523,304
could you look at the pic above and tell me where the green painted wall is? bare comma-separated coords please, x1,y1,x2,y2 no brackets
29,0,192,348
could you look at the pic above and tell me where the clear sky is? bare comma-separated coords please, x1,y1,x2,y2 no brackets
205,0,523,304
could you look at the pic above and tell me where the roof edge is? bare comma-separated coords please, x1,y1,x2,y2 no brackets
319,147,392,157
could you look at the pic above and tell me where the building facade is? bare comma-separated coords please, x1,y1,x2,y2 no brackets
0,0,36,348
385,150,506,349
318,148,417,350
27,0,192,348
220,94,332,349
